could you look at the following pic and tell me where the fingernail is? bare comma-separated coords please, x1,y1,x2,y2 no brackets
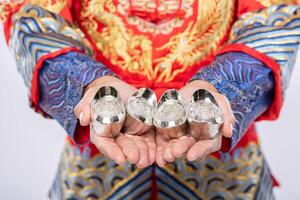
137,163,146,169
79,112,83,122
159,161,166,168
188,155,198,162
230,123,234,134
117,161,125,166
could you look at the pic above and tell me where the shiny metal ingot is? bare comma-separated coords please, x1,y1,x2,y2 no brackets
188,89,224,140
126,88,157,134
91,86,126,138
153,89,187,140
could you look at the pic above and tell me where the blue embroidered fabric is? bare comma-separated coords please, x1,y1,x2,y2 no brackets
38,51,114,140
10,5,89,90
192,52,275,149
38,51,274,148
230,5,300,95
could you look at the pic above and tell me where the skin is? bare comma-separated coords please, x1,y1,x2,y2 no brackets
74,76,156,168
156,80,236,167
74,76,235,168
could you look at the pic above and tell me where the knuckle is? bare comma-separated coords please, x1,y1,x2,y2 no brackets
73,106,80,115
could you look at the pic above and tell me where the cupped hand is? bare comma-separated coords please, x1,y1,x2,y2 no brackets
156,80,236,167
74,76,156,168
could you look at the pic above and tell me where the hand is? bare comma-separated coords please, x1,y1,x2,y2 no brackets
156,80,235,167
74,76,156,168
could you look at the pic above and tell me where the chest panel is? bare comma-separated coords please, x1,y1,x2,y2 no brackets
75,0,235,83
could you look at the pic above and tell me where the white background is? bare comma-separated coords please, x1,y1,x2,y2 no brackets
0,26,299,199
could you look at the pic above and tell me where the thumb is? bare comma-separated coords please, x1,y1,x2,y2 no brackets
74,87,99,126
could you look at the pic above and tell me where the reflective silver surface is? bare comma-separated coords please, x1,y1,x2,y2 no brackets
125,88,157,134
126,88,157,125
154,89,187,140
188,89,224,140
91,86,126,137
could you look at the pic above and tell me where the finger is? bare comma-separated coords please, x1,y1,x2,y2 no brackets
221,120,233,138
116,134,139,164
74,103,91,126
218,95,236,123
129,135,149,168
81,87,100,105
179,81,219,104
74,88,97,117
156,134,168,167
186,135,222,161
196,156,206,163
74,88,99,126
171,136,196,158
144,131,157,165
179,83,202,104
163,142,175,162
214,94,235,138
92,136,126,166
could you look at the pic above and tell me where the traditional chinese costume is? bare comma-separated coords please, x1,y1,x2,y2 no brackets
1,0,299,199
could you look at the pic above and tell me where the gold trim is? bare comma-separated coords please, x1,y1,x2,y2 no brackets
60,143,145,199
256,0,299,7
162,142,263,199
59,142,263,199
29,0,68,13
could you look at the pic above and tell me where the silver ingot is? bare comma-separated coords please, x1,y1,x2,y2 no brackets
91,86,126,138
125,88,157,134
153,89,187,140
188,89,224,140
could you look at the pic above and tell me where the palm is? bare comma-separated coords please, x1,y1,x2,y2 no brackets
90,128,156,167
155,133,195,167
155,80,235,167
75,76,156,167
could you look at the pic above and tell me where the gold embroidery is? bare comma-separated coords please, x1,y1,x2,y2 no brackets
81,0,154,80
229,4,300,41
155,0,235,82
59,142,264,199
0,6,9,22
117,0,195,35
11,4,91,57
80,0,235,82
256,0,299,7
29,0,68,13
60,143,144,199
162,142,263,199
0,1,22,22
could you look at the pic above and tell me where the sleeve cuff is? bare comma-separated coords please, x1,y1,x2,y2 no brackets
36,50,115,145
30,47,83,116
218,44,283,121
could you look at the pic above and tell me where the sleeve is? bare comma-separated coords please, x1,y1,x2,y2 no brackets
0,0,76,43
192,52,275,151
39,52,114,144
1,2,92,113
0,2,115,143
192,4,300,151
